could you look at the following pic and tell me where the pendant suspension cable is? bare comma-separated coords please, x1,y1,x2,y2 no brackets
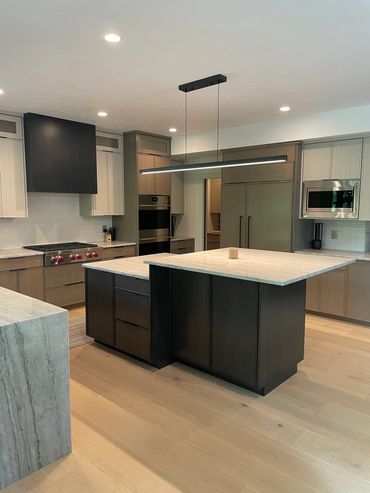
216,82,220,164
184,92,188,165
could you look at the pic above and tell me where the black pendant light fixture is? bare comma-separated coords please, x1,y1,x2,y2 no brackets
139,74,287,175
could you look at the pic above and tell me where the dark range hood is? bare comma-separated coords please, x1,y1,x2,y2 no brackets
24,113,97,193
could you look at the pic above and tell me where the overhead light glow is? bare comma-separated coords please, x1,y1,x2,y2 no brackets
104,33,121,43
169,128,177,133
98,111,108,117
0,89,4,95
280,106,290,112
139,156,287,174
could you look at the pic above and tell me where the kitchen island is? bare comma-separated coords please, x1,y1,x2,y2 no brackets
0,288,71,489
85,249,354,395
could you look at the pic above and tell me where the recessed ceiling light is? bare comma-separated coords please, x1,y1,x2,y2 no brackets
169,127,177,133
98,111,108,117
104,33,121,43
280,106,290,112
0,89,4,95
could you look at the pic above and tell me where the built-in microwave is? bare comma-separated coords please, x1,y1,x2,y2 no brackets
302,179,360,219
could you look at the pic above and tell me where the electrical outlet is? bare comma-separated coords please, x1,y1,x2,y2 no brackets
331,229,339,240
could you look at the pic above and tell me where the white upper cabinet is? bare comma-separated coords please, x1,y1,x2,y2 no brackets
302,138,362,181
80,133,124,216
0,115,28,218
359,137,370,220
331,139,362,179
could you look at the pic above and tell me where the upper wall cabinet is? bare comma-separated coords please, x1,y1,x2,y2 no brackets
0,114,27,218
359,137,370,220
137,152,171,196
302,139,362,181
136,134,170,156
80,133,124,216
24,113,97,193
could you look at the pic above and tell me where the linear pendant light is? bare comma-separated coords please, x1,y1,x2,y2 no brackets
139,74,287,175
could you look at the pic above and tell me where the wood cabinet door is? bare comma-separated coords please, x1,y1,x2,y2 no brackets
0,270,18,291
302,142,332,181
360,138,370,220
154,155,171,195
91,150,109,215
346,261,370,322
86,270,114,345
319,268,347,317
171,172,184,214
220,184,247,248
137,153,155,195
212,277,258,386
172,270,210,368
107,152,124,215
210,178,221,213
18,267,45,300
332,139,362,179
306,275,322,311
0,138,27,217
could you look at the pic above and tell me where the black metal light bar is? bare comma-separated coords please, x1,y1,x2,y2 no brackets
138,155,288,174
179,74,227,93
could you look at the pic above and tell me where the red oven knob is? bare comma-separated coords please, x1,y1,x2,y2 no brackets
93,252,99,258
51,256,58,264
59,256,65,263
86,252,93,259
76,254,83,260
70,254,76,261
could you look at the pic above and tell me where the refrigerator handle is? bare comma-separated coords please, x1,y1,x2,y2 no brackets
247,216,252,248
239,216,243,247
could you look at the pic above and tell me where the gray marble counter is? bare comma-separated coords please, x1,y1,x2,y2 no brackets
296,248,370,262
0,248,44,260
83,253,172,280
94,240,136,249
0,288,71,489
145,248,355,286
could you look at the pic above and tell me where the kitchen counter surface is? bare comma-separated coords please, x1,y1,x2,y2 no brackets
83,253,172,280
296,248,370,262
0,287,65,326
0,247,44,259
94,240,137,249
145,248,355,286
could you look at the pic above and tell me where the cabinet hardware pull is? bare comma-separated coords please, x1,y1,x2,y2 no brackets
65,281,84,287
9,268,26,272
247,216,252,248
239,216,243,247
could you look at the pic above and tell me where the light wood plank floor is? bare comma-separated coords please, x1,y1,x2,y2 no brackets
5,314,370,493
68,306,93,349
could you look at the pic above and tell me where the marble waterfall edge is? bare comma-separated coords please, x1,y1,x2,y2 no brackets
0,307,71,489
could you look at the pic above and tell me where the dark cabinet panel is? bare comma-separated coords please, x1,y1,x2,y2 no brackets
115,320,150,361
24,113,97,193
86,270,114,345
115,275,149,295
172,270,210,368
212,276,258,386
115,290,150,328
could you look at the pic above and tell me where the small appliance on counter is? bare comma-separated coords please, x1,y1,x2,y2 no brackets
311,223,323,249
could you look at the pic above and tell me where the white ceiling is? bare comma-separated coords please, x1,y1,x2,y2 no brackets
1,0,370,136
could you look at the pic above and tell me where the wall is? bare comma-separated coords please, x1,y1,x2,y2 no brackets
0,193,111,249
318,220,370,252
172,104,370,155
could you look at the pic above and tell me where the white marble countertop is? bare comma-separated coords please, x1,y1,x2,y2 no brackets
170,236,195,242
0,248,44,260
94,240,136,249
0,287,66,327
296,248,370,262
83,253,173,280
145,248,355,286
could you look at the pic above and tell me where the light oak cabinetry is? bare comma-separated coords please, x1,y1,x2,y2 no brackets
359,137,370,220
0,114,27,218
0,255,44,300
137,153,171,195
302,138,362,181
170,238,195,254
210,178,221,213
170,172,184,214
80,132,124,216
306,260,370,323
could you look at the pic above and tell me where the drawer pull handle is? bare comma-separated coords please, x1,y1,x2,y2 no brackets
65,281,84,287
9,268,26,272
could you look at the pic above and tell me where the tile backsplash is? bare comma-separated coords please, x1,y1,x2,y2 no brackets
318,220,370,251
0,193,112,249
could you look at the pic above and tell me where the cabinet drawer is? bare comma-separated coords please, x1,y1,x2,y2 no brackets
115,290,150,328
115,275,149,295
101,245,136,260
45,282,85,307
0,270,18,291
45,263,85,288
0,255,43,272
170,239,195,254
115,320,150,361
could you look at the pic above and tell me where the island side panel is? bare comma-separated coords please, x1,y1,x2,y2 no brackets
150,265,174,368
0,311,71,490
258,280,306,394
85,269,114,346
